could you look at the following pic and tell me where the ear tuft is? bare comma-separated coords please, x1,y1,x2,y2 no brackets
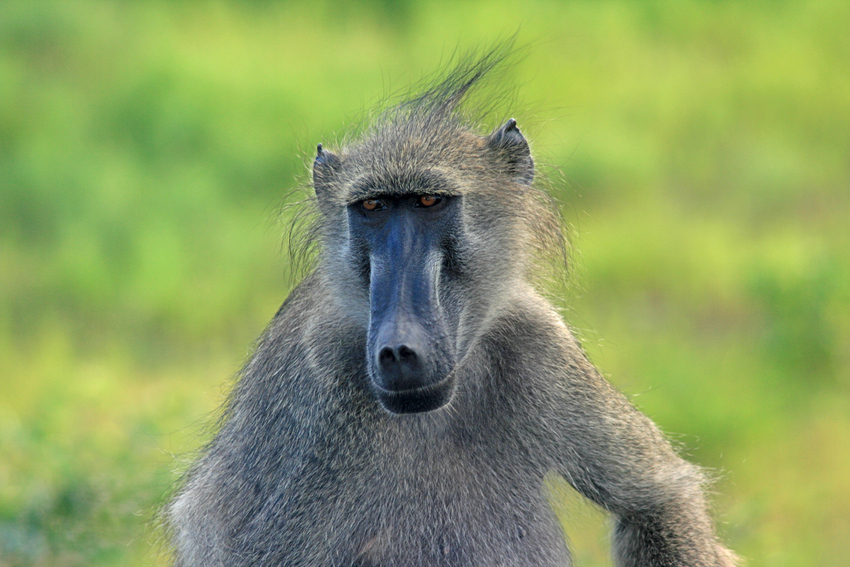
313,143,341,200
486,118,534,185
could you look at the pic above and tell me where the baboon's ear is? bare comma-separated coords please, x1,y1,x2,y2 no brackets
486,118,534,185
313,143,341,202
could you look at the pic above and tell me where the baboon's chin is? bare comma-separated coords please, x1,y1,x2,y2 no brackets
373,377,455,414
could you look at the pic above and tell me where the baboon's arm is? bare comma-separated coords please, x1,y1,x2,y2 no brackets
554,361,735,566
526,310,736,567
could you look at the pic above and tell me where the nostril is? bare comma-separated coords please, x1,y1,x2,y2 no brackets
397,345,416,362
379,347,396,365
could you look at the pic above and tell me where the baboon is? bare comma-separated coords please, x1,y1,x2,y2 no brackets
168,52,737,567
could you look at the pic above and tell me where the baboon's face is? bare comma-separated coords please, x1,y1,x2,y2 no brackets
347,188,463,414
315,118,533,414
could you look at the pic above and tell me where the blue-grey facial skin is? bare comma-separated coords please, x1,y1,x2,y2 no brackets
348,194,460,414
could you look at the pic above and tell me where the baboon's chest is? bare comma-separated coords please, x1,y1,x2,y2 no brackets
265,448,570,566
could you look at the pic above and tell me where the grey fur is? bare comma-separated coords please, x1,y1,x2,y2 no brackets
168,51,737,566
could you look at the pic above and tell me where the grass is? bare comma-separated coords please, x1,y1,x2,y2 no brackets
1,0,848,565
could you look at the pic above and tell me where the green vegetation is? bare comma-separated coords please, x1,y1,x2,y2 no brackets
1,1,848,565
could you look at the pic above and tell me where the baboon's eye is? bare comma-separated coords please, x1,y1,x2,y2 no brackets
417,195,441,208
361,199,385,212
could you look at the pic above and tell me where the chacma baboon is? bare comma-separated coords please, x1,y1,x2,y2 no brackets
168,51,737,566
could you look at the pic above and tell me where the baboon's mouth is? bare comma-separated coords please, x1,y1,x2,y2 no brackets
372,375,455,414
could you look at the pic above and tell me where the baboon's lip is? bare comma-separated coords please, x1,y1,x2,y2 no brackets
372,375,455,414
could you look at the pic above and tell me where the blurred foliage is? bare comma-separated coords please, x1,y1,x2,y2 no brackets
1,0,848,565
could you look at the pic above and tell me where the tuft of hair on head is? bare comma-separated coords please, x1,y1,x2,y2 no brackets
388,39,521,125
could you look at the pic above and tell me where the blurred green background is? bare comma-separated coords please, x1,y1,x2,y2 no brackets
1,0,848,565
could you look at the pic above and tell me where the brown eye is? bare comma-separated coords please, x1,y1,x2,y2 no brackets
362,199,382,211
418,195,440,207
